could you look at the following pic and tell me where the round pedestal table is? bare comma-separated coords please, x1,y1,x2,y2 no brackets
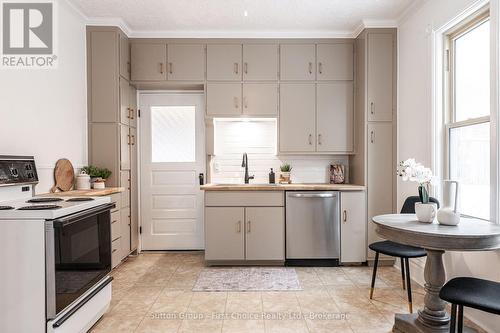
372,214,500,333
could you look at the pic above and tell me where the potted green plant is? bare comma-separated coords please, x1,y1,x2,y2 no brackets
81,166,112,189
279,163,292,184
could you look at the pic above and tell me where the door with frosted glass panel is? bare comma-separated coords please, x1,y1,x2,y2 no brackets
139,93,205,250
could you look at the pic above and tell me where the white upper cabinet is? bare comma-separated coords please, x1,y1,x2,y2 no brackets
167,44,205,81
130,43,167,81
206,83,242,116
367,33,394,121
207,44,242,81
317,82,354,153
119,77,130,126
279,83,316,152
280,44,316,81
317,43,354,81
119,33,130,80
242,44,278,81
243,83,278,116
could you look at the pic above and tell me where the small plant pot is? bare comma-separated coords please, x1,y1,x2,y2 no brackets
279,172,291,184
415,202,437,223
93,181,106,190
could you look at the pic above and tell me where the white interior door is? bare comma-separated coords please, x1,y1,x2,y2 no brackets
140,93,205,250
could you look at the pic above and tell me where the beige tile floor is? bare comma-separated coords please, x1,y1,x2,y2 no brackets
90,252,486,333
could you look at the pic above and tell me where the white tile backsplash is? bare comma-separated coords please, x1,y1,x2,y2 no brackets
210,119,348,184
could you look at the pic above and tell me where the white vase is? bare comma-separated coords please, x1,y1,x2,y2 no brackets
415,202,437,223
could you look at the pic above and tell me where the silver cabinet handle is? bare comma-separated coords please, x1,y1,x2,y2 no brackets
169,62,173,74
237,221,241,233
160,63,164,74
308,62,313,74
308,134,312,145
370,131,374,143
370,102,374,115
318,62,323,74
234,97,239,109
343,210,347,222
234,62,239,74
247,221,251,233
318,134,322,145
244,62,248,74
288,193,336,198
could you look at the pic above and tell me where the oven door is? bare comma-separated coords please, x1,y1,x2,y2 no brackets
46,203,114,319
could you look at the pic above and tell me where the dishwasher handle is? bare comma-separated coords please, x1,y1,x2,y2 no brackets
287,193,336,198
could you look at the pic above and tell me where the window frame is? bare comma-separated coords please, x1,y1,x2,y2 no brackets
444,10,490,220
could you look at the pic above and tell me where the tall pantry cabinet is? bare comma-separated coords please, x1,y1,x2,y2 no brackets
350,29,397,263
86,27,139,267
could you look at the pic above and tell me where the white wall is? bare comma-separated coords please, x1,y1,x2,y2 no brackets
398,0,500,331
211,119,349,184
0,0,87,193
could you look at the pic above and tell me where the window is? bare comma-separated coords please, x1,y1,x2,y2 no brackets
445,12,490,219
151,106,196,163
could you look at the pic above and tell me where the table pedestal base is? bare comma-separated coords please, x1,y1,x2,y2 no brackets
393,313,478,333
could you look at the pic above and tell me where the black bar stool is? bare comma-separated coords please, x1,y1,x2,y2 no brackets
369,196,440,313
440,277,500,333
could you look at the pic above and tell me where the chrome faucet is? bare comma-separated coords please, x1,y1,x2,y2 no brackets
241,153,254,184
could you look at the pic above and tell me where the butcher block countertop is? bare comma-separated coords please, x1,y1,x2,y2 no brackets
41,187,125,197
200,183,365,191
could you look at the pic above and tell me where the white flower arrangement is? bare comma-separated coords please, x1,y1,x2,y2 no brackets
397,158,436,204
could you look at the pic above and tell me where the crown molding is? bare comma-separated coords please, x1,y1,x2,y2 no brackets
397,0,427,25
86,17,132,36
127,29,355,39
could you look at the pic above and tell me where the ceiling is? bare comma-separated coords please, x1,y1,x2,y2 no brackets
69,0,418,38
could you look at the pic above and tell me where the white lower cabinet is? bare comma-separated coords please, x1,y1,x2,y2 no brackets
340,191,367,263
245,207,284,261
205,207,245,261
204,192,285,263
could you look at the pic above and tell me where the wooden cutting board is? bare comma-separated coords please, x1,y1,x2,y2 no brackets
50,159,75,193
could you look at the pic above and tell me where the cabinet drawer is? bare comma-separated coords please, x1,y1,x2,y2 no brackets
111,238,121,268
111,211,120,241
205,191,284,207
109,193,121,211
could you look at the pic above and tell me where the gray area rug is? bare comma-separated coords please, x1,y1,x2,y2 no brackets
192,267,302,291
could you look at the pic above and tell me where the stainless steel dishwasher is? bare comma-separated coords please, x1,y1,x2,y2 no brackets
285,191,340,264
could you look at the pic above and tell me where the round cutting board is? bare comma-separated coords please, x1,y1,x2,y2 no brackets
50,159,75,192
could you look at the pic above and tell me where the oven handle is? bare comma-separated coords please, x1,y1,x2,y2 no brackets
53,203,115,227
52,276,113,328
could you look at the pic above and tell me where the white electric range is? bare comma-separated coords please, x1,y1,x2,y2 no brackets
0,156,113,333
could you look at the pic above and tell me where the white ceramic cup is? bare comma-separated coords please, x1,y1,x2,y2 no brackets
415,202,437,223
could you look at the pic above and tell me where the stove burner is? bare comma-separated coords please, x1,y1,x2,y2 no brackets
66,197,95,202
0,206,14,210
18,205,62,210
26,197,64,203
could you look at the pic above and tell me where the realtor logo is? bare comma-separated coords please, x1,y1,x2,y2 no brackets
1,1,57,68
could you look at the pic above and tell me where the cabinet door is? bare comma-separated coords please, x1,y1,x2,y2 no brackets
120,125,130,170
119,77,130,126
317,82,354,153
131,43,167,81
167,44,205,81
120,170,130,208
367,33,393,121
130,127,139,251
243,44,278,81
206,83,242,116
280,44,315,80
243,83,278,116
367,122,394,258
245,207,284,261
317,43,353,81
129,84,137,128
340,191,367,263
120,207,131,260
205,207,245,261
207,44,242,80
119,33,130,80
279,83,316,152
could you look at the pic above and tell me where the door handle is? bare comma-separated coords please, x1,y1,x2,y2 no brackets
318,62,323,74
237,221,241,233
160,63,164,74
308,62,313,74
370,102,374,115
370,131,374,143
244,62,248,74
308,134,312,145
288,193,336,198
343,210,347,222
247,221,251,233
318,134,322,145
169,62,173,74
